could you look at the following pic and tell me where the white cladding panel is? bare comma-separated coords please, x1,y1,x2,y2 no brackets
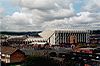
49,33,55,45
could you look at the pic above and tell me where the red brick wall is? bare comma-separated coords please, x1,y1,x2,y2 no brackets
10,50,25,63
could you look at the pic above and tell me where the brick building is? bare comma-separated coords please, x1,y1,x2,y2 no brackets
89,30,100,46
1,47,26,63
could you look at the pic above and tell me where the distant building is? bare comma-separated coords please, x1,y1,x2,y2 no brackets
40,29,90,46
0,47,25,63
0,35,9,46
24,37,47,43
89,30,100,46
7,36,27,44
24,37,48,46
0,35,28,47
75,48,96,53
20,37,48,49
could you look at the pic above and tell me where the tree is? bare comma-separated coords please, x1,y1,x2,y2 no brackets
22,56,59,66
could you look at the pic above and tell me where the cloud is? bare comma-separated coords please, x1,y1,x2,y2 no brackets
82,0,100,12
1,0,75,31
21,0,74,10
0,0,100,31
42,18,70,29
69,12,100,24
0,12,38,31
42,11,100,30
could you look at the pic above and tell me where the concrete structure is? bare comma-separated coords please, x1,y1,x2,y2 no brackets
24,37,47,42
24,37,47,45
39,29,91,45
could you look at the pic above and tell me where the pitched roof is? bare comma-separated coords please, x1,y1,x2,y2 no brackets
1,46,18,55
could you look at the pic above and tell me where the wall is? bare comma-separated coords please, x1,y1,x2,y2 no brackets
10,50,25,63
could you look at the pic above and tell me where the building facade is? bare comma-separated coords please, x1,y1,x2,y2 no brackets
1,47,25,63
89,30,100,47
40,29,91,45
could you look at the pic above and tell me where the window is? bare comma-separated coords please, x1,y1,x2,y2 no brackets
6,59,10,63
2,54,5,56
6,55,10,57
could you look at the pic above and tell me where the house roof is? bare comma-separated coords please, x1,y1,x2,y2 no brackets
1,46,18,55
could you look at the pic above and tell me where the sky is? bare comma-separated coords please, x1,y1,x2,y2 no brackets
0,0,100,31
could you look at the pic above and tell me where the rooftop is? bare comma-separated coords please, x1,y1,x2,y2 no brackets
1,46,17,54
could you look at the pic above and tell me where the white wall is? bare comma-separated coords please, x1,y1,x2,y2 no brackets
1,54,10,63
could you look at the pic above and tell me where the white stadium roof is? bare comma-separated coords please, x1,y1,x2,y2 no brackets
39,29,89,39
39,30,55,39
24,37,46,41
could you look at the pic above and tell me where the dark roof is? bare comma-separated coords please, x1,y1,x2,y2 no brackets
1,46,18,54
7,37,27,41
92,30,100,34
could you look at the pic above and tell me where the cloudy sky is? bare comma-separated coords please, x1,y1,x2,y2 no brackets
0,0,100,31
